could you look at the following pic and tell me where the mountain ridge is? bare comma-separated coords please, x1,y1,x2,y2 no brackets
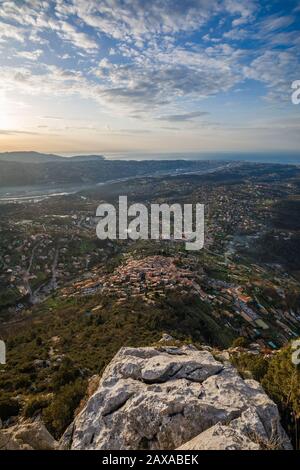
0,151,105,164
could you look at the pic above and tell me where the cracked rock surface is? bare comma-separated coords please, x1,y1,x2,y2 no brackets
60,343,291,450
0,419,57,450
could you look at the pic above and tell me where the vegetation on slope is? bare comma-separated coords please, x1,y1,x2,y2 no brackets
231,344,300,450
0,289,234,438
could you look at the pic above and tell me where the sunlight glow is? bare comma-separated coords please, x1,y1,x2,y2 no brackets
0,91,9,129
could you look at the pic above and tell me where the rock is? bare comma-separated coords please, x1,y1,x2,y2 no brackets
229,407,269,440
199,345,213,352
177,422,260,450
214,351,230,363
61,344,291,451
0,419,57,450
75,374,101,417
158,334,174,343
178,406,291,450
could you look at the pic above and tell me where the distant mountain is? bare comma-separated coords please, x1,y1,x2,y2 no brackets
0,153,224,188
0,151,105,164
0,151,63,163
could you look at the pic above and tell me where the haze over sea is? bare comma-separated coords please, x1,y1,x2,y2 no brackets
74,152,300,165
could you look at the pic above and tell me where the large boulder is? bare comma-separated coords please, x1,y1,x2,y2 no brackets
0,419,57,450
60,343,291,450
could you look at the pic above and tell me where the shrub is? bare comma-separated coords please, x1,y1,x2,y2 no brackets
232,336,248,348
51,358,81,391
231,344,300,449
262,345,300,449
0,394,20,421
43,378,87,439
24,396,50,418
230,352,269,381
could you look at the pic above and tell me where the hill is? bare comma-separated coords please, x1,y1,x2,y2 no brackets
0,152,105,164
0,156,224,188
0,151,63,163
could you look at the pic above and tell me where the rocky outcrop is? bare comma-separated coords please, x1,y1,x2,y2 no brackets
177,408,278,450
0,419,57,450
177,422,260,450
60,341,291,450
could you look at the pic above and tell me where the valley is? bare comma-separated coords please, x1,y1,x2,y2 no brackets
0,159,300,447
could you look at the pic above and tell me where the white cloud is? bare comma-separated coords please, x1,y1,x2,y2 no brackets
225,0,258,25
156,111,209,122
90,43,242,113
0,1,53,29
55,0,221,41
17,49,43,60
0,20,26,43
0,0,299,120
244,50,300,101
57,21,99,52
260,14,295,33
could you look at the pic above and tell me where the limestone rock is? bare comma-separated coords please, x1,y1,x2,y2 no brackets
0,419,57,450
177,422,260,450
61,344,291,451
75,374,101,417
178,406,292,450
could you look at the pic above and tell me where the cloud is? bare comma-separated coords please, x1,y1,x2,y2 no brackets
1,65,97,105
0,0,299,121
0,1,99,53
244,50,300,101
117,129,152,134
156,111,209,122
57,21,99,52
259,14,295,33
0,20,26,43
0,1,54,40
0,129,39,135
225,0,258,26
42,115,64,120
90,44,242,112
17,49,43,61
55,0,221,41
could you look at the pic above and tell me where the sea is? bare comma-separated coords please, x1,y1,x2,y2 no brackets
103,151,300,165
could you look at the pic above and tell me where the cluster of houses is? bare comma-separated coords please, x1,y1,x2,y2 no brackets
59,252,300,350
61,255,199,304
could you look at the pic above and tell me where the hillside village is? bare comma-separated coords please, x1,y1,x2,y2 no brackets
59,252,300,352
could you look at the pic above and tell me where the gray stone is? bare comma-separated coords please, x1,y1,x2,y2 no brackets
60,344,291,450
0,419,57,450
177,422,260,450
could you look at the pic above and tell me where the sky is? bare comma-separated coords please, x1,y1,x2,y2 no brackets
0,0,300,155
